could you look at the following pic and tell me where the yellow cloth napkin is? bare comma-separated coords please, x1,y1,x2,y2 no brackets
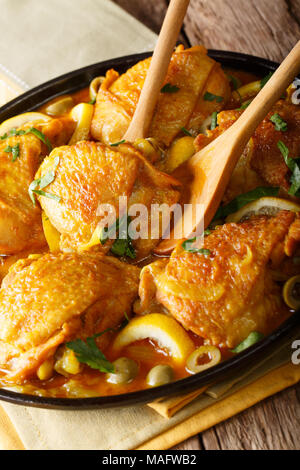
0,0,157,92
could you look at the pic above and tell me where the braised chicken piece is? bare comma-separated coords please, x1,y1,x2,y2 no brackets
0,117,75,255
136,211,299,349
194,101,300,203
0,252,140,382
91,45,230,148
36,141,180,258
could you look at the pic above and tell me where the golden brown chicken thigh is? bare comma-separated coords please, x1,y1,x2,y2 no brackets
137,211,299,348
36,141,180,258
0,252,140,382
91,45,230,147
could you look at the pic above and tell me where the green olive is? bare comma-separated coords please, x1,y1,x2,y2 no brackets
106,357,138,384
45,96,74,116
146,364,174,387
186,346,221,375
283,275,300,310
89,76,105,101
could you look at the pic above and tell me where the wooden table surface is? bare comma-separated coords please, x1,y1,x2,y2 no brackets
112,0,300,450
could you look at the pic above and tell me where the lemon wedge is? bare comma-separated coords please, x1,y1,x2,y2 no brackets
113,313,195,364
226,197,300,223
68,103,94,145
42,211,60,252
0,112,51,136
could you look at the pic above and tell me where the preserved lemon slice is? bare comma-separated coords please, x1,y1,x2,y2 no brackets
69,103,94,145
113,313,195,364
0,112,51,136
226,197,300,223
42,211,60,252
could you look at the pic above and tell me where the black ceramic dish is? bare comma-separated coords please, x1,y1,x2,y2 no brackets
0,50,299,409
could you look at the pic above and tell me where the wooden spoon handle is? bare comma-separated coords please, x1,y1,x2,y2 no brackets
227,40,300,151
123,0,190,142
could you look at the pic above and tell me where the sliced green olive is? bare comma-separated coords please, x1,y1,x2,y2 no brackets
146,364,174,387
89,76,105,101
283,275,300,310
186,345,221,375
45,96,74,116
106,357,138,384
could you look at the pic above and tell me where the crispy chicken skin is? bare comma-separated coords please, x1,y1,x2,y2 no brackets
0,118,75,255
194,101,300,202
0,253,140,382
0,133,46,255
91,46,230,147
136,211,299,348
36,141,180,257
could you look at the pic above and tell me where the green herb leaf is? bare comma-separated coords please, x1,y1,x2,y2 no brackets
277,141,300,196
88,98,96,105
213,186,280,220
260,72,273,88
210,111,218,130
182,237,211,255
27,127,52,152
29,156,60,205
31,189,61,202
203,91,223,103
4,143,20,162
237,99,252,111
161,83,180,93
204,229,211,236
1,126,52,152
270,113,288,132
289,164,300,196
231,331,264,353
66,331,114,373
101,215,136,259
110,140,126,147
226,73,241,90
180,127,192,136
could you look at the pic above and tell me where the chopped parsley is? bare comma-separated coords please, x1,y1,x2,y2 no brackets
231,332,264,353
110,140,125,147
180,127,192,136
260,72,273,88
4,143,20,162
277,141,300,196
100,215,136,259
237,99,252,111
161,83,180,93
210,111,218,130
226,73,241,90
0,126,52,152
213,186,280,220
270,113,287,132
66,330,114,373
182,237,211,255
203,91,223,103
29,156,60,205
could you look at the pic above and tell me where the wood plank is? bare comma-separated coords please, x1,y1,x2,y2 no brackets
173,435,203,450
183,0,300,61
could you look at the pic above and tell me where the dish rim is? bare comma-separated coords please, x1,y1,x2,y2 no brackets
0,49,299,409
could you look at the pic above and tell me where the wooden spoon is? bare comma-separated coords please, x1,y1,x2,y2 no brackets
156,40,300,255
123,0,190,142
